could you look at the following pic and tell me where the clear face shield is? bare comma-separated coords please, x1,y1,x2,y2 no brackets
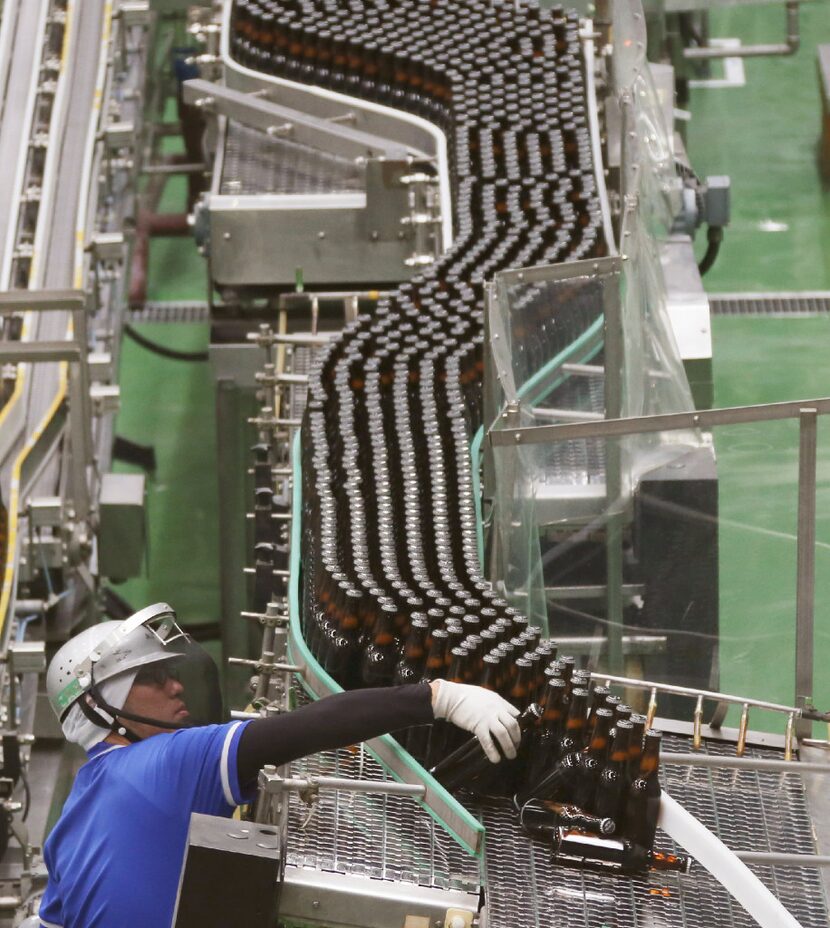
63,604,225,739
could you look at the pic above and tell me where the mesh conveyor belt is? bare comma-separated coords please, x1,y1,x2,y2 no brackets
284,701,827,928
286,747,481,891
476,735,829,928
285,686,480,892
221,121,363,196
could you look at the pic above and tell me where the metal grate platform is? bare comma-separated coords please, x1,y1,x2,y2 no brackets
475,735,829,928
709,292,830,316
221,120,363,196
286,743,481,893
284,691,827,928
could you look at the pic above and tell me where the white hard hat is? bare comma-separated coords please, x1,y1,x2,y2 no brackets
46,603,223,742
46,604,182,723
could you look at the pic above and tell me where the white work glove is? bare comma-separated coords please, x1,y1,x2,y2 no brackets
431,680,522,763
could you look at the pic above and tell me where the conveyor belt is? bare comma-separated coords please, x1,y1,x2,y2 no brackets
709,292,830,316
287,743,480,891
229,4,828,925
478,736,828,928
229,0,609,684
290,723,828,928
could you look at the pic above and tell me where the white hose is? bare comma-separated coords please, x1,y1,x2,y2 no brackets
658,791,804,928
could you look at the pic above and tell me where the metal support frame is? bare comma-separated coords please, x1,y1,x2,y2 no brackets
183,78,427,162
488,376,830,743
488,392,828,712
682,0,800,58
279,867,479,928
603,224,626,675
0,289,93,521
489,395,830,445
796,407,818,737
258,768,426,800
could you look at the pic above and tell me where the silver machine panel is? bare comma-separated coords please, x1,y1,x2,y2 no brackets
184,78,443,289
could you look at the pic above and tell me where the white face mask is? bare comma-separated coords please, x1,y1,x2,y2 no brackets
61,669,137,751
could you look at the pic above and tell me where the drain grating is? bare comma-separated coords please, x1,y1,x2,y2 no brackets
128,302,210,323
709,292,830,316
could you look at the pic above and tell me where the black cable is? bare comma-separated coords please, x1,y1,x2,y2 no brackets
19,768,31,822
124,324,208,361
698,226,723,276
102,586,137,620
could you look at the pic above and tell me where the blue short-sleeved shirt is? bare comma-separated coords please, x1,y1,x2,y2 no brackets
38,720,253,928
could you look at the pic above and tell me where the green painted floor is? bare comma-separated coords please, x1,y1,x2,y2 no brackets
115,8,830,730
686,4,830,291
113,171,218,625
684,5,830,729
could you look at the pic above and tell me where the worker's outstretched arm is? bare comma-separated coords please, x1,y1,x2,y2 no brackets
235,680,521,786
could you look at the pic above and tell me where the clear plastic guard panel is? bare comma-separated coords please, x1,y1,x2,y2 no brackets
611,0,648,95
612,0,680,228
486,259,612,428
485,236,703,637
490,419,830,735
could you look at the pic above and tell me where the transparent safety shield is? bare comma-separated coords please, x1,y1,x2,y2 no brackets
484,244,703,638
488,416,830,735
612,0,680,230
485,260,620,634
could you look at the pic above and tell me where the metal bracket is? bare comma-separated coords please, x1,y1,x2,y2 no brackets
183,79,427,162
8,641,47,675
114,1,151,27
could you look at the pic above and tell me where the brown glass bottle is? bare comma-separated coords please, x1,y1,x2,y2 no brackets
361,602,399,686
622,729,662,849
592,718,633,826
393,615,429,685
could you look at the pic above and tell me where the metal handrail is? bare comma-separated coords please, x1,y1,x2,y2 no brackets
682,0,800,59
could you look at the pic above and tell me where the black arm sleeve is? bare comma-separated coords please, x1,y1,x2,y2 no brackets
236,683,434,787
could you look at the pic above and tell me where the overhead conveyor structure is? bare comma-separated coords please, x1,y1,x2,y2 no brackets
0,0,150,918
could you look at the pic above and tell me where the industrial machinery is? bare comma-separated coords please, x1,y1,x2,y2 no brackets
0,0,827,927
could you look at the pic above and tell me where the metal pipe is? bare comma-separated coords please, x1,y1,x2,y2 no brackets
489,395,830,446
529,407,605,422
142,162,205,175
646,687,658,730
604,261,625,675
683,1,800,59
785,713,796,761
693,695,703,750
735,852,830,867
276,776,426,797
228,657,304,673
795,408,817,739
737,703,750,756
663,753,830,773
592,672,807,717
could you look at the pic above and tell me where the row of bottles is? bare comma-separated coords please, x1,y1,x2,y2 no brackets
238,0,607,776
427,675,687,875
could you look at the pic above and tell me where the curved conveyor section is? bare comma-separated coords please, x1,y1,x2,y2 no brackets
231,0,604,746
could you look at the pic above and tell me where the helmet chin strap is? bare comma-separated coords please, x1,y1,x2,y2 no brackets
85,683,192,743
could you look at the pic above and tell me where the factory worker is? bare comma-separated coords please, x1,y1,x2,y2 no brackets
39,603,520,928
